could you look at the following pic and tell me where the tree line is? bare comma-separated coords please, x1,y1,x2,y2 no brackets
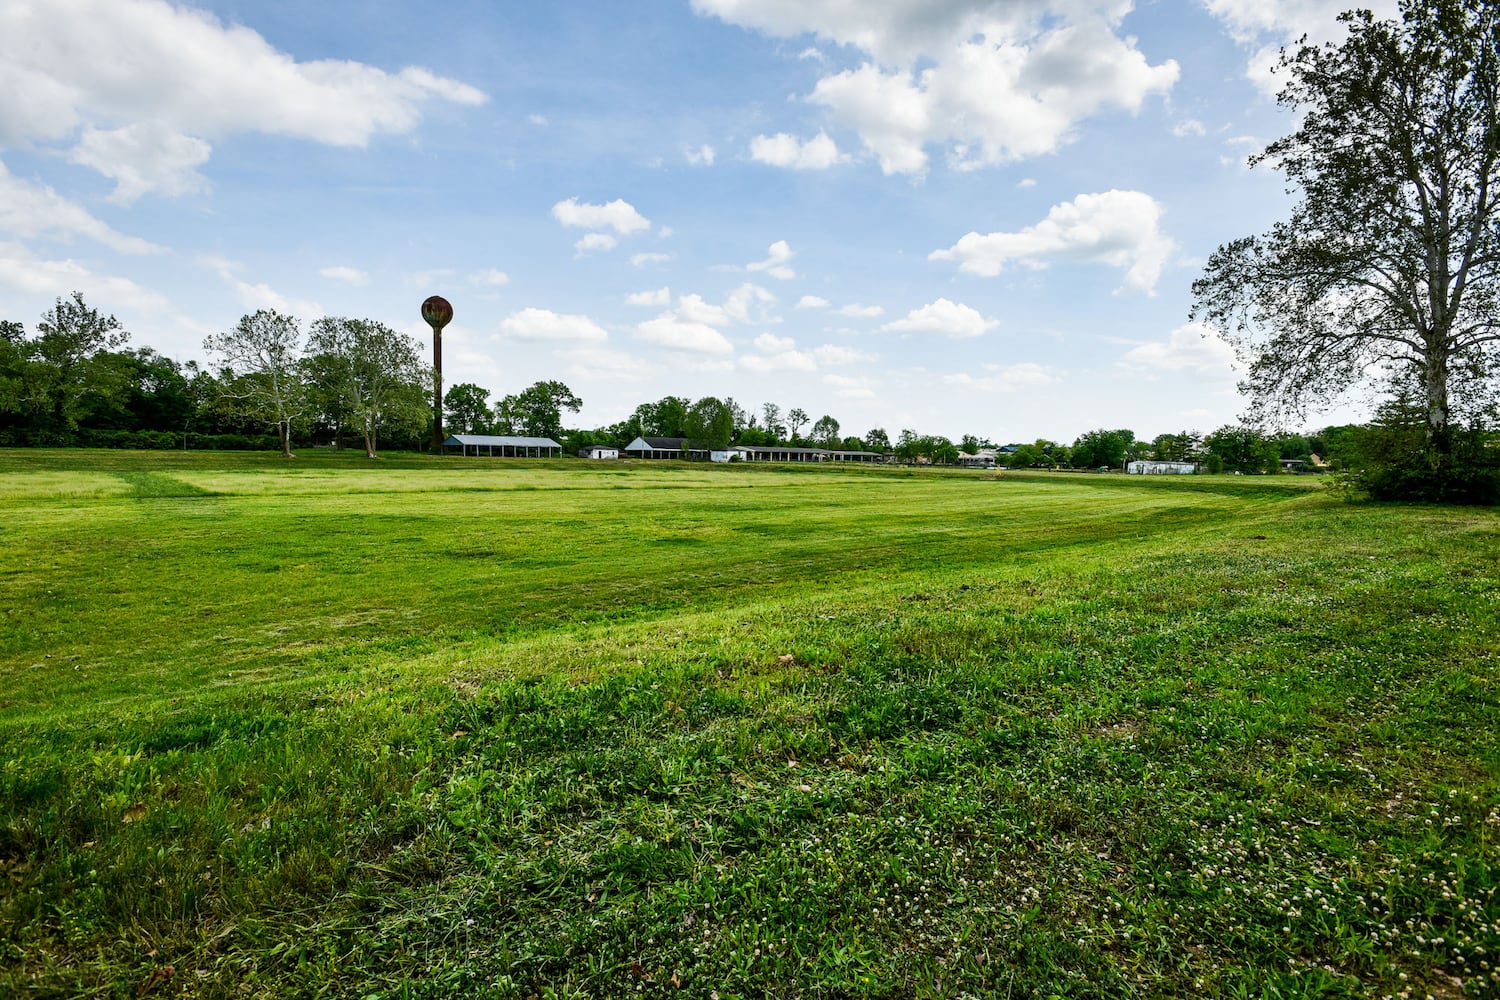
0,293,1465,478
0,297,435,457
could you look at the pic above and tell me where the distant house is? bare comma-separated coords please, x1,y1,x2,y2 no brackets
709,449,735,463
580,445,619,460
443,434,562,457
623,436,709,460
956,449,997,469
1127,460,1197,475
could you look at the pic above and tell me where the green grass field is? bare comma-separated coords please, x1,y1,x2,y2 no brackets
1,450,1496,999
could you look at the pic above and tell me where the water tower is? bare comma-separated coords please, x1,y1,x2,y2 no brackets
421,295,453,449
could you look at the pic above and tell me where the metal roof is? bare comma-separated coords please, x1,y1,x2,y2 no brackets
624,436,697,450
444,434,562,448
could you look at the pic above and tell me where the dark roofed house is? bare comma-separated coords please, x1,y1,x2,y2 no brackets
623,436,708,460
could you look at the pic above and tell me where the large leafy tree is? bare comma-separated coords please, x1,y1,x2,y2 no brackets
1071,428,1129,469
685,396,734,450
631,395,688,439
1192,0,1500,464
894,429,921,463
1150,430,1202,462
15,292,133,434
0,321,28,424
759,402,784,441
306,318,430,459
498,380,582,440
786,407,809,441
205,310,306,457
723,397,748,433
811,414,841,447
1205,425,1280,475
443,382,493,435
97,349,195,433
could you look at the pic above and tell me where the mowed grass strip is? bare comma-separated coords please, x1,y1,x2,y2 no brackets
0,457,1244,719
0,451,1496,999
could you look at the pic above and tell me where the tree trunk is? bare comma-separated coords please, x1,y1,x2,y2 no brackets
1423,345,1452,459
279,421,294,459
364,429,377,459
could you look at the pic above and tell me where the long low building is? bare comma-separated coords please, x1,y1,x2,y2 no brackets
733,447,890,463
1127,459,1197,474
443,434,563,457
732,445,830,463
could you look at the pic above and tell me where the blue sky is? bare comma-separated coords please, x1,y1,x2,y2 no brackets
0,0,1395,442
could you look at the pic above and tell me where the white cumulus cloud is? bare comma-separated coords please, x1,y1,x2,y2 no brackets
1203,0,1399,95
696,0,1177,175
0,0,486,199
469,268,510,288
69,123,211,204
944,363,1056,391
836,303,884,318
555,346,653,382
551,197,651,235
626,287,671,307
754,333,797,353
209,260,322,319
931,189,1175,294
0,240,171,313
676,293,732,327
574,232,619,256
749,131,842,170
796,294,830,309
823,373,877,399
724,282,779,324
631,252,673,268
882,298,998,339
747,240,796,280
1118,322,1238,376
500,307,608,344
685,144,716,166
319,265,368,286
0,161,162,255
743,330,816,372
742,350,817,373
813,344,876,365
636,314,734,354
